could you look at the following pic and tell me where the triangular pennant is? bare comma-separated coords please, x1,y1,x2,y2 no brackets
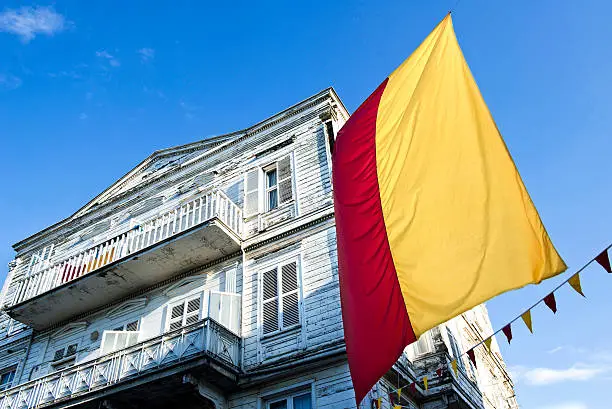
595,249,612,273
483,337,492,352
502,324,513,344
568,273,585,297
409,382,416,394
377,397,382,408
467,349,477,369
436,368,443,377
543,292,557,313
451,359,458,376
393,406,401,409
521,310,533,333
397,388,402,401
388,392,395,406
423,376,428,391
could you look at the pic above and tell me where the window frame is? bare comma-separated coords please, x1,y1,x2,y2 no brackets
0,366,17,391
259,258,302,338
166,293,203,332
264,164,279,212
266,390,312,409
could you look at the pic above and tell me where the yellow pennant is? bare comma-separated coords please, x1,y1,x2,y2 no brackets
451,359,458,376
377,397,382,408
521,310,533,333
484,337,492,352
397,388,402,401
393,406,401,409
423,376,428,390
569,273,585,297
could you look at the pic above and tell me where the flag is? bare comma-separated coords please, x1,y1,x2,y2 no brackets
544,293,557,313
423,376,429,391
451,359,458,376
595,250,611,273
484,337,492,352
521,310,533,333
502,324,513,344
568,274,585,297
467,349,477,369
332,13,566,404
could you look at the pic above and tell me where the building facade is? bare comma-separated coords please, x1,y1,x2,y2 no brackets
0,89,518,409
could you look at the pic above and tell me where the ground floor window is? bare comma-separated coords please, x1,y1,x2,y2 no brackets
267,391,312,409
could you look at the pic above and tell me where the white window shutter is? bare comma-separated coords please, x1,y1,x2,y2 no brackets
244,169,260,218
281,262,299,328
262,269,279,334
277,155,293,204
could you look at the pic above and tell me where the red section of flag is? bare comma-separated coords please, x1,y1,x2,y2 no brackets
544,293,557,313
436,368,443,377
595,250,611,273
333,79,417,405
502,324,513,344
467,349,477,369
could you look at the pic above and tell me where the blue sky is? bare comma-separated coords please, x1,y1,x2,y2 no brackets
0,1,611,408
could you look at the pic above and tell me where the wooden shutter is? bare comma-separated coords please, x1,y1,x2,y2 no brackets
244,169,260,217
262,269,279,334
277,155,293,204
169,304,184,331
281,262,299,328
184,297,201,326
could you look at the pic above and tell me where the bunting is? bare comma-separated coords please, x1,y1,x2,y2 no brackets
483,337,492,352
502,324,513,344
543,293,557,313
568,274,585,297
521,310,533,333
372,244,611,407
596,249,611,273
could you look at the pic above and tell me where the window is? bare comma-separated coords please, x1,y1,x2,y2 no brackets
261,260,300,335
267,391,312,409
265,166,279,211
168,295,202,331
113,320,139,332
446,327,465,370
243,155,293,218
0,367,16,391
52,343,78,362
413,332,432,356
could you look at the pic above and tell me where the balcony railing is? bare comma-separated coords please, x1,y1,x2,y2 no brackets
9,189,242,308
0,318,240,409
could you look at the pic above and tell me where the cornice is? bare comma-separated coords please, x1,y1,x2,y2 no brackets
13,90,338,256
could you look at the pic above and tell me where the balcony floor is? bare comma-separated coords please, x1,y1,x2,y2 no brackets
6,219,241,330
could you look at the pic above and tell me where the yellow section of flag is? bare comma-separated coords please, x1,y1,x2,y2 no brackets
521,310,533,333
569,273,585,297
374,14,567,338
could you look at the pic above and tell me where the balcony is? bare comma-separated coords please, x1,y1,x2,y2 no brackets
0,318,240,409
6,190,243,330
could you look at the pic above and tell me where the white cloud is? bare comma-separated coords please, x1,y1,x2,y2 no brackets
523,365,605,385
540,402,587,409
0,73,22,90
0,6,68,42
138,48,155,62
96,50,120,67
79,113,88,120
547,346,564,354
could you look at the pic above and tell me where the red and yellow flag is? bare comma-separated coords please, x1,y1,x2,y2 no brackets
332,14,566,404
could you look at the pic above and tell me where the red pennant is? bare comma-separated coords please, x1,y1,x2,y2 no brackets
388,393,395,405
436,368,443,377
502,324,513,344
596,250,612,273
467,349,477,369
544,293,557,313
409,382,416,394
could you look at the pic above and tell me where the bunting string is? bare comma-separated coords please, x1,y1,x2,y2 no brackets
375,244,611,403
